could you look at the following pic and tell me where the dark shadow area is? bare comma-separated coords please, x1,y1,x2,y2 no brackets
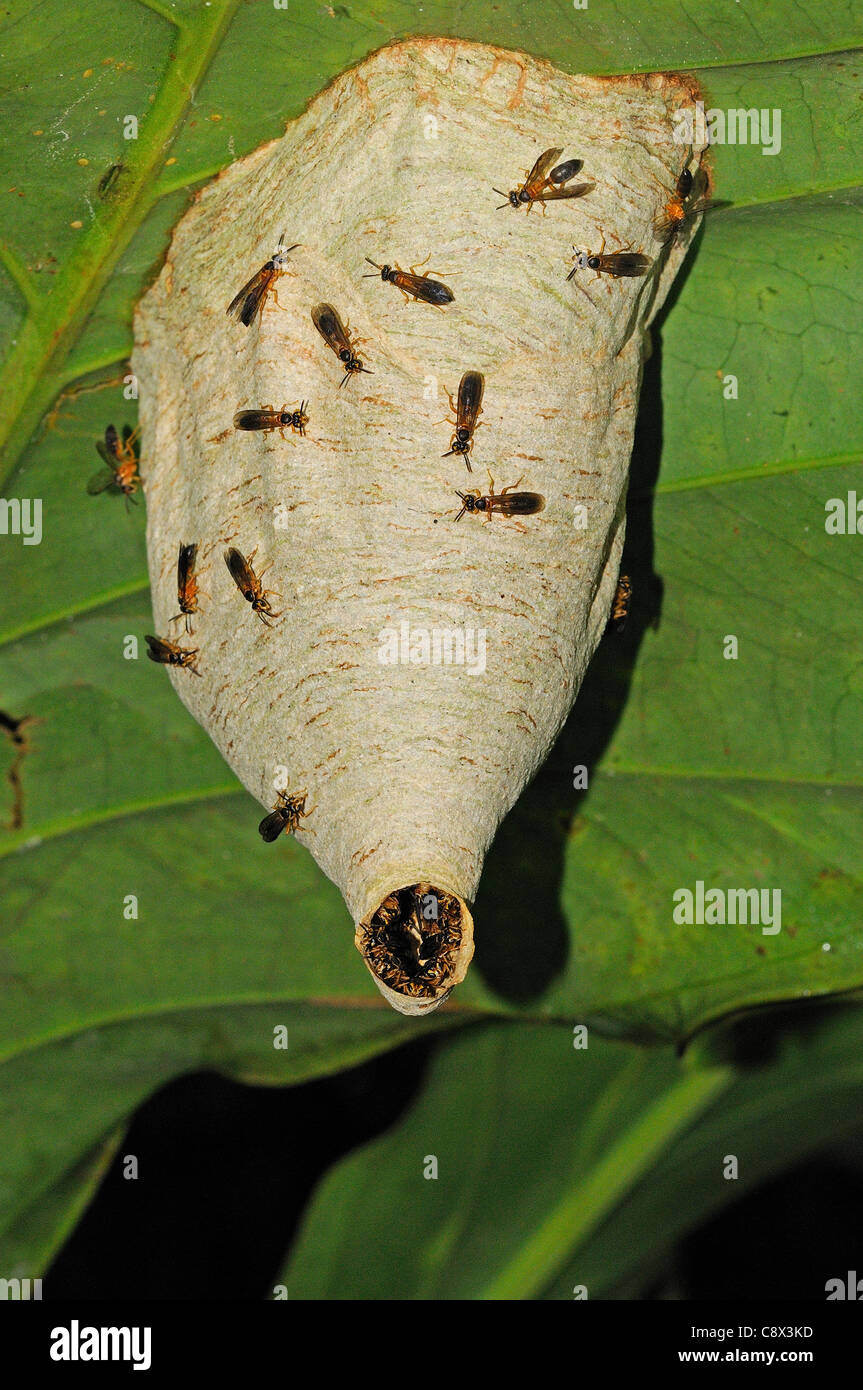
685,996,863,1070
678,1153,863,1300
473,306,673,1004
45,1034,436,1301
42,1032,863,1302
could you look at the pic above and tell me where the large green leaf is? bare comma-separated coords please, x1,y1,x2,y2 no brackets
282,1004,863,1299
0,1,861,1274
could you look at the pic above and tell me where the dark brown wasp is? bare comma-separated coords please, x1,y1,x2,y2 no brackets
567,240,653,283
145,633,201,675
454,472,545,532
233,403,309,440
258,790,311,842
494,146,593,211
97,163,124,198
172,542,200,634
226,232,299,327
359,882,462,999
655,164,719,246
311,302,373,387
609,574,632,632
378,891,443,979
224,546,281,627
441,370,484,471
363,256,454,306
87,424,140,507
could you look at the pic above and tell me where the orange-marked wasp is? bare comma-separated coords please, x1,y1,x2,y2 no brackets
173,542,200,634
233,403,309,439
312,303,372,388
258,790,311,842
567,243,652,282
145,634,201,675
609,574,632,632
226,233,299,327
455,472,545,531
441,370,484,472
654,164,721,246
224,546,281,627
363,257,454,306
87,424,140,507
494,147,593,211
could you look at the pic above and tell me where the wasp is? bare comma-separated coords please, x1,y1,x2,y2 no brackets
145,634,201,675
172,542,200,634
441,370,484,472
226,233,299,327
363,256,454,307
494,147,593,211
359,882,461,999
258,790,311,842
454,472,545,531
224,546,281,626
233,403,309,440
97,163,124,198
376,891,443,979
311,302,372,387
567,240,652,282
655,164,718,246
609,574,632,632
87,424,140,506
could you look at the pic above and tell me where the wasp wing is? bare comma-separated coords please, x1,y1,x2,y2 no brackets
103,424,120,459
525,147,563,192
227,268,270,324
233,410,270,430
145,634,173,663
604,253,652,278
94,439,117,469
397,273,454,306
177,542,198,587
224,546,253,592
536,180,595,202
87,468,117,495
501,492,546,515
258,811,287,842
312,302,351,354
457,371,485,430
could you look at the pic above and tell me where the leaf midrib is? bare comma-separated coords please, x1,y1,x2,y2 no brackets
0,0,246,489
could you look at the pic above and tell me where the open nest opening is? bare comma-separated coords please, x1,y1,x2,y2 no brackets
357,882,472,1010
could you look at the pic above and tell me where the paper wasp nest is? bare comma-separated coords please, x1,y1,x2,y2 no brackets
133,39,706,1014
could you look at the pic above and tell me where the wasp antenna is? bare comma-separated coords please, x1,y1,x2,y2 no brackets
364,258,381,270
566,266,577,281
